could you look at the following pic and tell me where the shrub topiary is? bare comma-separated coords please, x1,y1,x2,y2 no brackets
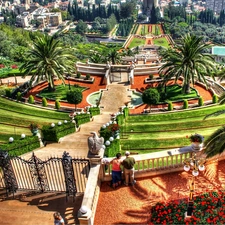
28,95,35,104
85,74,90,80
167,101,173,111
183,99,188,109
212,94,218,104
5,88,11,97
16,92,22,101
76,72,81,78
198,96,204,106
55,100,60,109
42,97,48,107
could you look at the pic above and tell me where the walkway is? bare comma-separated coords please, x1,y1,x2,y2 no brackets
94,159,225,224
0,80,131,225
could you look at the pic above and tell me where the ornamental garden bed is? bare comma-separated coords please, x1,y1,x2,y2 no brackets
150,191,225,224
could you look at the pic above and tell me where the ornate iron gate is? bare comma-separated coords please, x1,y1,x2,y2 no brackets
0,150,90,198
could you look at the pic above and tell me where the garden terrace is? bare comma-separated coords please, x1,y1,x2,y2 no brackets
0,97,69,144
129,75,214,114
119,104,225,155
94,154,225,225
24,75,106,110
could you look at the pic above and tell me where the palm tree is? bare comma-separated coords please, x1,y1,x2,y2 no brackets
20,34,75,91
107,48,121,65
89,52,103,63
204,93,225,158
159,34,216,94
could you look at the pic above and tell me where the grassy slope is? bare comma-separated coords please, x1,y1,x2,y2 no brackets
0,97,70,143
120,104,225,153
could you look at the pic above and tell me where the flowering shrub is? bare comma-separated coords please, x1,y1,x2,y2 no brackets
150,191,225,224
100,123,120,141
11,64,18,69
109,124,120,132
189,133,204,143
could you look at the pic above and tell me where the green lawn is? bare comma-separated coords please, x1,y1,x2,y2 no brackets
0,97,69,144
160,84,198,102
128,37,145,49
153,37,169,48
117,104,225,156
39,84,86,100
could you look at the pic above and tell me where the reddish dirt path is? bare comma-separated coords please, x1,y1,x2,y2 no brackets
94,159,225,225
129,75,213,114
145,38,153,45
136,24,142,35
25,76,106,109
159,24,164,34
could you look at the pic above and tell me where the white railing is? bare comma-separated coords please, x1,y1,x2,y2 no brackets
100,149,191,181
78,147,225,225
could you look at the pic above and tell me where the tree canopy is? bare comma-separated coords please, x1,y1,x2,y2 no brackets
66,89,83,110
142,88,160,111
159,33,215,94
20,34,75,91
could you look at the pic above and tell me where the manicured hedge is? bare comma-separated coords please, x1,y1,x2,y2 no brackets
89,107,100,116
116,114,125,126
104,139,120,157
1,135,40,156
124,107,129,118
75,113,91,126
42,122,75,142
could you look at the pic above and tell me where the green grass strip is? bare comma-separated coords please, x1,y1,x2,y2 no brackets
126,105,225,122
123,117,225,132
0,97,69,120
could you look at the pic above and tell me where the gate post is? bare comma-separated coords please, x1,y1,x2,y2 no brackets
0,149,18,196
62,151,77,201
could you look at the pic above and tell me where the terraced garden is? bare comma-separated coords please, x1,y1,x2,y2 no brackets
153,37,170,48
119,104,225,154
0,97,69,144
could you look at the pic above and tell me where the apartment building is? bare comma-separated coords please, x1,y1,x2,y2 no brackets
16,11,31,27
206,0,225,13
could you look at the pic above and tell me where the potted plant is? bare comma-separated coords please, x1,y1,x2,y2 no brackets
29,123,39,135
190,133,204,143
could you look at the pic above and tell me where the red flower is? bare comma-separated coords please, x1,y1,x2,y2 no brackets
11,64,18,69
0,64,5,68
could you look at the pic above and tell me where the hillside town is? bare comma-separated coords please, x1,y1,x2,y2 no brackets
0,0,214,32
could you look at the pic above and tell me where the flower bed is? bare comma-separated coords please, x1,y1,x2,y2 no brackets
150,191,225,224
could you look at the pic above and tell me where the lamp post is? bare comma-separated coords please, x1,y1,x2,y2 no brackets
183,153,206,218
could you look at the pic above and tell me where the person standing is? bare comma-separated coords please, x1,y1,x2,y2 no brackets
53,212,65,225
122,151,136,186
111,153,123,189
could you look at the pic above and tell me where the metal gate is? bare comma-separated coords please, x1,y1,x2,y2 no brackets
110,67,130,83
0,151,90,199
111,72,121,82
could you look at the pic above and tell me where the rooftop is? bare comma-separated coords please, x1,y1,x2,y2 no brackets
212,46,225,56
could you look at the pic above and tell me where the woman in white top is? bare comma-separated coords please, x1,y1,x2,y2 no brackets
53,212,65,225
